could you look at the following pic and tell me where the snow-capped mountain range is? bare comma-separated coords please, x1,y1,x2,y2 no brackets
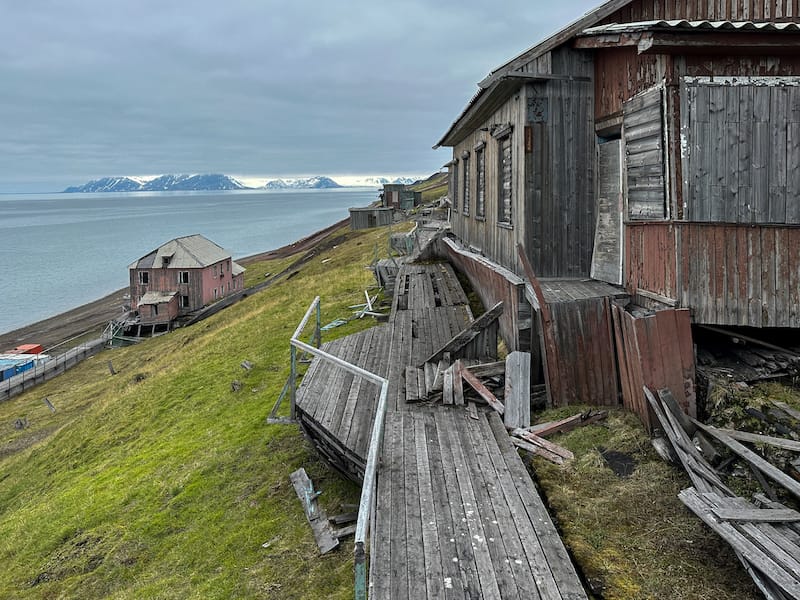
63,173,421,193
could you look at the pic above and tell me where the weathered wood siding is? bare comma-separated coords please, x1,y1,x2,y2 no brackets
449,88,526,271
624,86,667,220
591,140,624,284
595,48,668,121
681,77,800,224
524,49,597,278
349,207,394,230
612,304,696,433
548,297,620,407
626,222,800,327
600,0,800,22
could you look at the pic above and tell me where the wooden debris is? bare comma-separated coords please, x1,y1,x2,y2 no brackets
241,360,254,371
718,429,800,453
421,302,504,366
330,512,358,525
463,361,505,378
711,506,800,523
504,351,530,429
332,524,357,540
289,468,339,554
528,410,608,438
43,397,56,412
452,359,465,406
467,402,479,420
510,436,564,465
460,367,503,415
510,428,574,461
107,360,117,375
443,366,454,405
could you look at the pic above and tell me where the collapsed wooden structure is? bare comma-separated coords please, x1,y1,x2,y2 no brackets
293,263,587,599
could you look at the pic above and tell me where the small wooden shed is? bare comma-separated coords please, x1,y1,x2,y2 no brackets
349,207,395,230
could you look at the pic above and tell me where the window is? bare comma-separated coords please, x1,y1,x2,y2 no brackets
138,271,149,285
213,265,218,278
179,271,189,284
494,125,513,225
152,304,159,316
451,159,459,212
214,288,218,299
462,153,470,216
475,143,486,219
180,295,190,308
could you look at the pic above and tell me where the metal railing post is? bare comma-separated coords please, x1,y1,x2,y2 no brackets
289,344,297,421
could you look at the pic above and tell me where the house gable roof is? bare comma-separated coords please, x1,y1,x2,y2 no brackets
129,234,233,270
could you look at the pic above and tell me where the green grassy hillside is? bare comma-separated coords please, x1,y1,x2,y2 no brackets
0,222,398,599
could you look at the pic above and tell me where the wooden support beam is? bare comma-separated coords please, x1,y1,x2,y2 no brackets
461,367,504,415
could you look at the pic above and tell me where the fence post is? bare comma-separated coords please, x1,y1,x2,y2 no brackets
315,300,321,349
289,344,297,421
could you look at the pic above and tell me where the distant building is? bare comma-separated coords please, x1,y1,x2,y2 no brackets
129,234,245,327
381,184,421,210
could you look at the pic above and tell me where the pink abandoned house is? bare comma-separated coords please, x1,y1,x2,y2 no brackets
128,234,245,331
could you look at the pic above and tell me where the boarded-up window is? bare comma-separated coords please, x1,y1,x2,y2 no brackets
497,133,513,224
682,77,800,224
591,139,623,284
623,87,666,220
451,159,459,212
476,145,486,218
462,155,471,215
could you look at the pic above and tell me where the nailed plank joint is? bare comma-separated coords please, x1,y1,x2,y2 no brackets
290,468,339,554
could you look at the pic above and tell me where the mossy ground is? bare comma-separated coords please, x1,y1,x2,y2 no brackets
0,222,396,599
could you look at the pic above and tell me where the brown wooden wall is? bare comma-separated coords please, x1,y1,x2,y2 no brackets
600,0,800,23
548,297,620,407
595,48,668,121
626,222,800,327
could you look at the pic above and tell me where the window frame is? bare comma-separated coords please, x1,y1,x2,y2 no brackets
493,124,514,227
178,271,190,284
474,141,486,220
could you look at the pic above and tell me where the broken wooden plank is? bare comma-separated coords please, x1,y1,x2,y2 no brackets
443,366,454,405
510,429,574,461
719,429,800,453
711,507,800,523
504,351,531,429
467,402,479,420
463,360,506,378
333,524,357,540
510,436,564,465
421,301,504,366
695,421,800,501
772,400,800,422
290,468,339,554
330,512,359,525
528,410,608,437
461,367,504,415
452,359,465,406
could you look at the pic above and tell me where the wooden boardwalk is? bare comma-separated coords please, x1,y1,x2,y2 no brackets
371,409,586,600
294,262,587,598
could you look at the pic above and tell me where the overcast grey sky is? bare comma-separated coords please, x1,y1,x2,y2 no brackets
1,0,600,192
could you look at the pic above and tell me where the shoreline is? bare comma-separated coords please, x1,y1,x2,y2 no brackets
0,217,350,353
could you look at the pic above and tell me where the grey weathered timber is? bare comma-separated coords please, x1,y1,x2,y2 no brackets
504,351,531,429
591,139,623,284
623,86,666,220
290,468,339,554
422,302,504,366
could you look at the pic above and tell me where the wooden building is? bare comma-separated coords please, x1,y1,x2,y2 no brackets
129,234,245,327
349,206,395,230
435,0,800,415
381,184,421,210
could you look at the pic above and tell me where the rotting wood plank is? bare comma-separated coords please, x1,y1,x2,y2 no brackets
371,416,394,600
462,367,504,415
412,413,446,600
423,413,466,599
712,507,800,524
443,366,454,405
510,429,574,461
696,422,800,501
453,359,465,406
403,414,427,600
484,413,585,598
434,410,483,597
389,414,409,600
451,412,524,600
505,352,531,429
528,410,608,437
719,429,800,453
289,468,339,554
510,437,565,465
440,411,504,599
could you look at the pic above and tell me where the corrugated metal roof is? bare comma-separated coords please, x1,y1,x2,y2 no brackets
580,19,800,35
129,234,233,270
231,261,245,276
139,291,177,305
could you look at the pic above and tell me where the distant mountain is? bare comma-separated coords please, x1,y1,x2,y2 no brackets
263,176,342,190
63,174,247,193
343,176,421,187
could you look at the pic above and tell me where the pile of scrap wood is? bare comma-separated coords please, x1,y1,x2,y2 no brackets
646,387,800,599
697,325,800,384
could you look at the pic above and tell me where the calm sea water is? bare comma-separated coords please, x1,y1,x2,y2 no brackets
0,188,379,334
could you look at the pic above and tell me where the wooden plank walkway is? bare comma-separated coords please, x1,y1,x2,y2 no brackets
295,324,390,482
293,262,587,598
370,409,587,600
